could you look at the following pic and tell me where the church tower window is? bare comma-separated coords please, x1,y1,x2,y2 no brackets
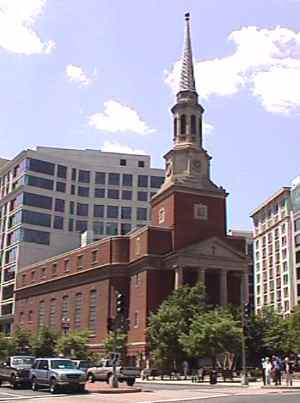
174,118,177,139
191,115,196,135
180,115,186,135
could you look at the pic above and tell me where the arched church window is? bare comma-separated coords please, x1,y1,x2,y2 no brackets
174,118,177,138
180,115,186,135
199,117,202,146
191,115,196,135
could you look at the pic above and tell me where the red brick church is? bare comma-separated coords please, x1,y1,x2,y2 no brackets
14,14,249,366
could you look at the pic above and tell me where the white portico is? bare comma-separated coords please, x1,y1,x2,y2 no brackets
166,236,249,305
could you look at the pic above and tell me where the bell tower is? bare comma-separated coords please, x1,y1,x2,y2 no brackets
151,13,228,250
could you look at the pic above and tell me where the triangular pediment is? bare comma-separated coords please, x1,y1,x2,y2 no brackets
180,236,246,261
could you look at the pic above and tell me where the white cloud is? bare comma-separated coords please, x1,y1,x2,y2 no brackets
65,64,91,86
88,100,154,135
165,26,300,114
101,140,146,155
0,0,55,55
203,121,214,135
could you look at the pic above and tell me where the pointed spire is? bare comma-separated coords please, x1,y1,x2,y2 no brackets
179,13,196,93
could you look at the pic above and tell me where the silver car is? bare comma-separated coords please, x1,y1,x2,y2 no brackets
30,358,86,394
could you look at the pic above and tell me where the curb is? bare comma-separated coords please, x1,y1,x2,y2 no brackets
261,386,300,390
87,387,142,394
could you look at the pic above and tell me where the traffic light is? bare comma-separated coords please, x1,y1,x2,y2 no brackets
116,292,125,315
243,303,251,328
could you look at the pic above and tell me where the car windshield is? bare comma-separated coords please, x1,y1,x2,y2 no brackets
79,361,93,369
12,357,34,366
50,360,75,370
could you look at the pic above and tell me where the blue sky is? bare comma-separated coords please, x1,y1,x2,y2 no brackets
0,0,300,231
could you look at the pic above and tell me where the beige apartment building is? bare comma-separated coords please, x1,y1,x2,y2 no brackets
251,177,300,315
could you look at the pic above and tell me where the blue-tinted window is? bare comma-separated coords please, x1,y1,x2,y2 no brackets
56,182,66,192
27,158,55,175
121,207,132,219
21,228,50,245
95,172,106,184
137,207,147,221
138,175,148,187
122,174,133,186
150,176,164,188
106,222,118,235
53,216,64,230
137,191,148,201
108,173,120,186
69,201,74,215
25,175,54,190
78,186,89,197
22,210,51,227
71,185,75,195
121,223,131,235
107,189,119,199
57,165,67,178
107,206,119,219
76,220,88,233
95,188,105,198
23,192,52,210
94,205,104,218
78,170,90,183
77,203,89,216
55,199,65,212
93,222,104,235
122,190,132,200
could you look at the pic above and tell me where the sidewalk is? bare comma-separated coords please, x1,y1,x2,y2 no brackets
136,376,300,389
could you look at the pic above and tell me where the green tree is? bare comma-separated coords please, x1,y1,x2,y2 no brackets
56,330,90,359
147,282,206,369
32,327,58,357
284,305,300,353
179,308,242,368
260,308,290,356
11,328,32,354
104,331,127,358
0,333,13,360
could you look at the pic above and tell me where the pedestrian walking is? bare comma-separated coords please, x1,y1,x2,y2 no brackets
261,358,266,385
182,360,189,380
284,357,294,386
263,357,272,385
271,355,282,385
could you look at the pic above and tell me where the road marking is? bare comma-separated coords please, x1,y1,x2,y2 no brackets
0,393,69,401
136,394,231,403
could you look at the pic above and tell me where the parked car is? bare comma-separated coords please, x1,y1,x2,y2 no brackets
72,360,95,373
87,358,140,386
0,356,35,388
30,358,86,393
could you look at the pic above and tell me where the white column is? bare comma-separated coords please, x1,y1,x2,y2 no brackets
174,266,183,290
197,268,205,285
240,270,249,304
220,270,228,306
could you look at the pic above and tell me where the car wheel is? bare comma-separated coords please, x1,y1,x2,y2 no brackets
10,374,17,389
87,373,95,383
126,378,135,386
49,378,58,394
31,377,39,391
77,384,85,393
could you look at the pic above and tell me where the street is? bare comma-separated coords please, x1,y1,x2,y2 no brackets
0,382,299,403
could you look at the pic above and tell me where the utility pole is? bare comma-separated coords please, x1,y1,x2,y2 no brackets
241,303,250,386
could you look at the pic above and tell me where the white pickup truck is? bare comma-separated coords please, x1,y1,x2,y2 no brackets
87,359,140,386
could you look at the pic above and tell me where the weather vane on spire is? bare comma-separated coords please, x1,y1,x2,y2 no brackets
179,12,196,93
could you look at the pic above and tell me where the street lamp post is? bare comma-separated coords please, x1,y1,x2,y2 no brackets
61,317,70,336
